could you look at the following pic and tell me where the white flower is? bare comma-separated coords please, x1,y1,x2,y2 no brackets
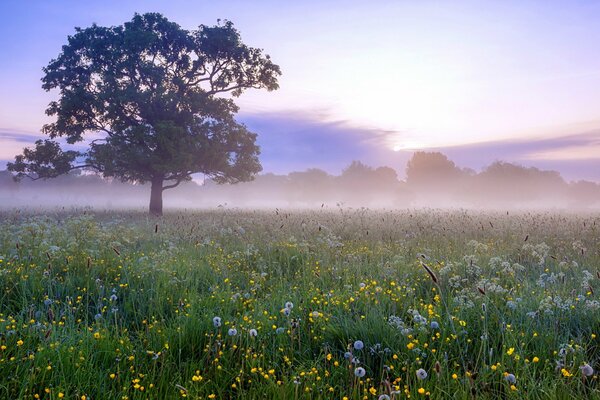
249,328,258,337
212,316,222,328
378,395,390,400
353,340,364,350
581,364,594,377
228,328,237,336
312,311,320,318
285,301,294,309
354,367,366,377
416,368,427,380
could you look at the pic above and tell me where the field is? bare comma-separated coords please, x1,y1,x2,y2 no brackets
0,209,599,399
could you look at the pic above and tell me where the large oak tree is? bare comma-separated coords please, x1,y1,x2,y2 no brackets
8,13,280,215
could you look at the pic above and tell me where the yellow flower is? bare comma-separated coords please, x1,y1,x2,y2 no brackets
533,357,540,363
510,385,517,391
418,387,425,394
58,394,64,399
16,340,24,346
507,347,515,356
561,368,572,377
452,373,458,379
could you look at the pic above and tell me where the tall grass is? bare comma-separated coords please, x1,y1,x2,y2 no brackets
0,208,598,399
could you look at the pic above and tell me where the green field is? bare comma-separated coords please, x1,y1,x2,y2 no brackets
1,209,599,399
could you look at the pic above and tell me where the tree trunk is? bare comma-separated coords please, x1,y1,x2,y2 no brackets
149,177,163,216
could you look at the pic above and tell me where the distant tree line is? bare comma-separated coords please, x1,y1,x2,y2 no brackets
1,151,599,209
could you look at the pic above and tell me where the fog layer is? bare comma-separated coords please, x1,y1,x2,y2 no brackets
1,152,598,210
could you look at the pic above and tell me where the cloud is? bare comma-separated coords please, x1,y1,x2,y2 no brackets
427,130,600,181
241,111,600,181
239,110,401,174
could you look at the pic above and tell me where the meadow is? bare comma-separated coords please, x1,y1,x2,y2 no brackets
0,208,599,399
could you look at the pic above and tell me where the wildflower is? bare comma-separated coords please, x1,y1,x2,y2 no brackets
110,294,118,302
430,321,439,329
353,340,364,350
506,347,515,356
228,328,237,336
354,367,366,377
285,301,294,309
532,357,540,363
418,388,425,394
416,368,428,380
312,311,319,319
212,317,222,328
249,329,258,337
378,395,390,400
276,327,285,334
581,364,594,377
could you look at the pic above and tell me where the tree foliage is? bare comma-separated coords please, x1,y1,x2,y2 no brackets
8,13,281,214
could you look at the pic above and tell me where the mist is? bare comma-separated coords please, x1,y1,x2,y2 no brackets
1,151,598,211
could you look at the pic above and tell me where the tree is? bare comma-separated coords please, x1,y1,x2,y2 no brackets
8,13,281,215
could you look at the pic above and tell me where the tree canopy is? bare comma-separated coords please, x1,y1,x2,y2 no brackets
8,13,281,215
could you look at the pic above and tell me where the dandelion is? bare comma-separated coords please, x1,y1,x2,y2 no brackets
353,340,364,350
212,316,222,328
581,364,594,377
354,367,366,377
416,368,428,380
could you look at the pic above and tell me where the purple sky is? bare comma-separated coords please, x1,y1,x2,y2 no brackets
1,1,599,181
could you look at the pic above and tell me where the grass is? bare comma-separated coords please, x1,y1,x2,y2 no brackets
0,208,599,399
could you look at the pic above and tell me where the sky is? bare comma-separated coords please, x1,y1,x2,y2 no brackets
1,0,600,180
